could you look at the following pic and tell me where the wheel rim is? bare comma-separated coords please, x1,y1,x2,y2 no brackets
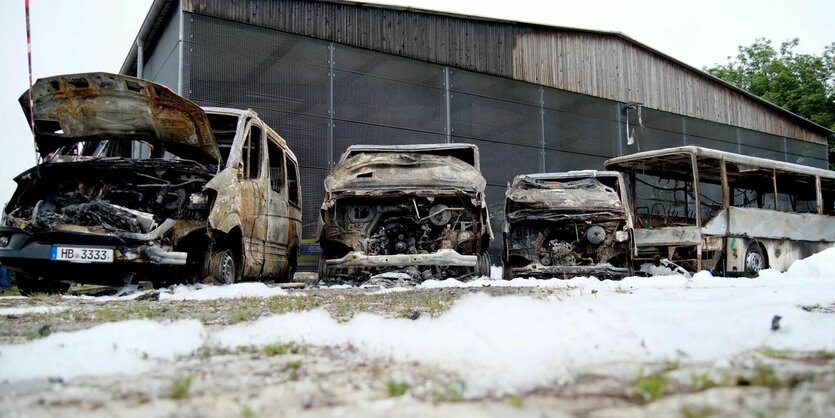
745,250,763,274
219,250,236,284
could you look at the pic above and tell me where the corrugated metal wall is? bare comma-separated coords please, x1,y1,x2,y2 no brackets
181,0,830,146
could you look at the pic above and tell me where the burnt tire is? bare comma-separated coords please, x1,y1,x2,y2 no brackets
744,243,767,278
502,265,513,281
210,248,238,285
281,248,298,283
475,253,491,277
317,254,330,284
16,274,70,296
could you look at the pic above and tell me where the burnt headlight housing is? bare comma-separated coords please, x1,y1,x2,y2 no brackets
614,230,629,242
187,192,210,210
0,235,9,247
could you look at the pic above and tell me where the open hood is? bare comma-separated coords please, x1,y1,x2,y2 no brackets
325,152,486,194
19,72,221,164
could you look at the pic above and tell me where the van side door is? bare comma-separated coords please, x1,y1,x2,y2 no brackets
264,136,290,276
239,121,269,277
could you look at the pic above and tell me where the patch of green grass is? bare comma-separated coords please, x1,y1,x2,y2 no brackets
286,360,301,380
230,306,257,323
736,365,782,389
506,394,524,407
169,375,193,399
758,348,792,360
264,294,320,314
330,299,356,321
0,286,21,296
263,342,302,356
386,380,410,397
241,405,261,418
690,372,717,391
682,406,715,418
634,369,668,402
664,360,680,371
433,382,466,402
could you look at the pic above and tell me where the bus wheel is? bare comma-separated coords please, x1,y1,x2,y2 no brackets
744,244,766,277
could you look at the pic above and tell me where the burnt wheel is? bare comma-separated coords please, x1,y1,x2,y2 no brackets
744,243,766,278
317,254,330,283
281,248,298,283
210,248,238,285
502,265,513,281
475,253,491,277
16,274,70,295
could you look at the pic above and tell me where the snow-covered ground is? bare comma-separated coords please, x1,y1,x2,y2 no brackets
2,248,834,401
158,282,289,301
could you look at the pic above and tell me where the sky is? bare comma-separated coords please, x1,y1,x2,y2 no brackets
0,0,832,204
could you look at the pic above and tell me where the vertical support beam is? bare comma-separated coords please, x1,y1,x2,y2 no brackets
816,176,823,215
682,116,688,146
691,153,702,271
328,43,335,166
720,159,729,209
772,168,779,209
444,67,451,144
736,127,742,154
177,1,184,95
539,87,546,172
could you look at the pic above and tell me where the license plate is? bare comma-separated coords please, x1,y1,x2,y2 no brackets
51,246,114,263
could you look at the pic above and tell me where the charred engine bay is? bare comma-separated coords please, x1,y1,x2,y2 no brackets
5,159,214,236
322,196,485,281
507,219,630,269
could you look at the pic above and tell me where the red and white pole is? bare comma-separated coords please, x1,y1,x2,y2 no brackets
25,0,36,143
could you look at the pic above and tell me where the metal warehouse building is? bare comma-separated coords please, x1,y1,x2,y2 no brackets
121,0,833,251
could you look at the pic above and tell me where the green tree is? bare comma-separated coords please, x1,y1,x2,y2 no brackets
705,38,835,166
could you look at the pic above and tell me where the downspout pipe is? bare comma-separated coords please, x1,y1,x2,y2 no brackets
136,38,144,79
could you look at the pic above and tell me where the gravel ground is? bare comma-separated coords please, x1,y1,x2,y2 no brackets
1,279,833,418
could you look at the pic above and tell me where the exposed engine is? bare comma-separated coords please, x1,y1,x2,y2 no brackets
321,196,484,281
509,221,628,268
4,160,213,237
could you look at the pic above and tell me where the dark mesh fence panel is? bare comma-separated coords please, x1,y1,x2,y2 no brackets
543,89,617,121
450,93,541,147
544,110,620,156
786,139,829,168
